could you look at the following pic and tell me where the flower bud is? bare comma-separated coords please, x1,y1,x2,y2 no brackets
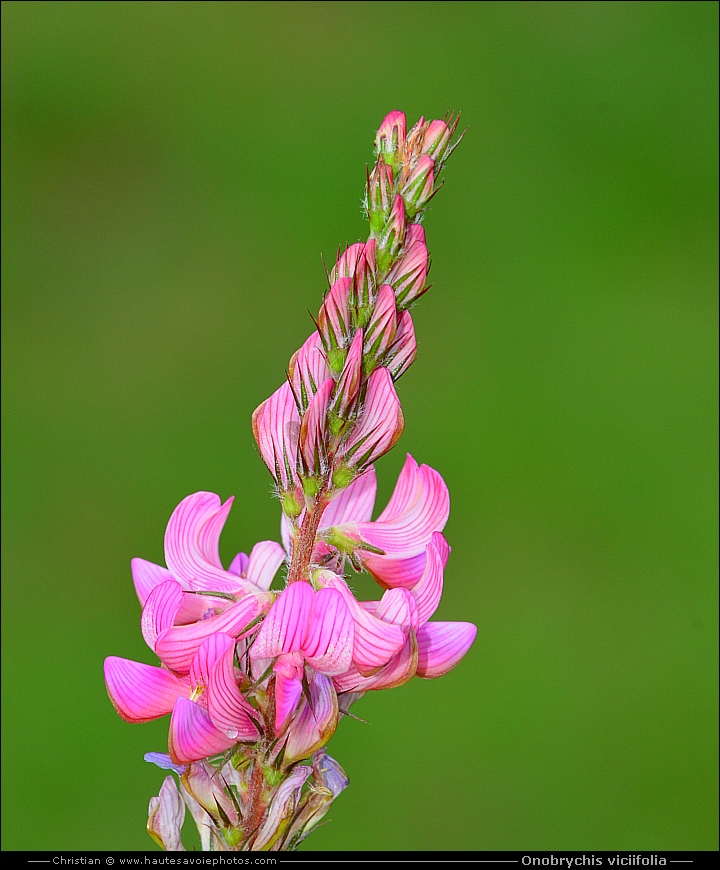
366,162,394,235
374,110,406,171
339,367,404,470
363,284,397,374
147,776,186,852
298,377,334,479
386,310,417,380
386,223,429,309
327,329,363,439
317,277,352,373
376,194,407,274
400,154,435,218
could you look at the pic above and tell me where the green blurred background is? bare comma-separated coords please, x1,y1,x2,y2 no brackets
2,0,717,853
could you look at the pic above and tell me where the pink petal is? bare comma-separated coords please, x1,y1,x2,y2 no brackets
165,492,254,596
245,541,286,591
386,310,417,380
375,587,419,633
228,552,249,576
189,632,233,689
132,558,184,606
250,581,313,660
252,382,301,491
363,550,428,589
104,657,189,723
340,367,404,469
298,377,335,475
416,622,477,678
206,634,260,740
387,226,428,309
273,652,305,734
363,283,397,362
156,595,265,674
373,453,421,522
334,633,417,693
331,328,363,418
320,466,377,527
376,110,406,151
410,534,445,625
288,332,332,413
283,672,339,764
330,242,366,282
182,761,239,827
319,574,405,673
317,277,352,357
141,580,184,650
168,697,236,764
302,588,354,675
357,459,449,557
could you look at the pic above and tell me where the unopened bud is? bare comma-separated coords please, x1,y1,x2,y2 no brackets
374,110,406,172
400,154,435,218
376,195,407,274
317,277,352,372
386,310,417,380
366,162,394,234
363,284,397,374
386,223,428,309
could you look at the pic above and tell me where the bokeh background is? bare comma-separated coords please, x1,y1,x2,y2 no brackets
2,0,717,853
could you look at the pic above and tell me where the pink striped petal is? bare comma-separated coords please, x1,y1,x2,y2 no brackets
375,587,419,633
357,459,449,557
104,657,189,723
363,284,397,363
156,595,265,674
288,332,332,413
283,672,339,764
298,378,334,475
252,382,301,491
331,329,363,419
330,242,366,282
141,580,183,650
340,368,404,469
251,581,313,660
387,225,428,309
321,467,377,528
334,633,418,693
376,110,406,153
374,453,420,522
319,574,405,673
132,558,183,606
206,634,259,740
245,541,286,591
363,550,428,589
416,622,477,678
273,653,305,734
410,534,445,625
168,697,236,764
303,588,354,675
386,310,417,380
165,492,253,596
317,277,352,360
189,632,233,689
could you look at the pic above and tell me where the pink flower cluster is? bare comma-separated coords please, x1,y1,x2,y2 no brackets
104,111,474,852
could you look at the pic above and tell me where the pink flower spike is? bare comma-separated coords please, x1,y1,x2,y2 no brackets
251,580,314,660
104,657,190,723
165,492,259,597
386,311,417,380
288,332,332,414
206,633,260,740
168,697,236,765
339,367,404,470
386,224,429,310
298,377,335,477
363,284,397,369
252,382,301,493
415,621,477,679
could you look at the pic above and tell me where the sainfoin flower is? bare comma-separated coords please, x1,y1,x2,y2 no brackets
105,110,474,851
